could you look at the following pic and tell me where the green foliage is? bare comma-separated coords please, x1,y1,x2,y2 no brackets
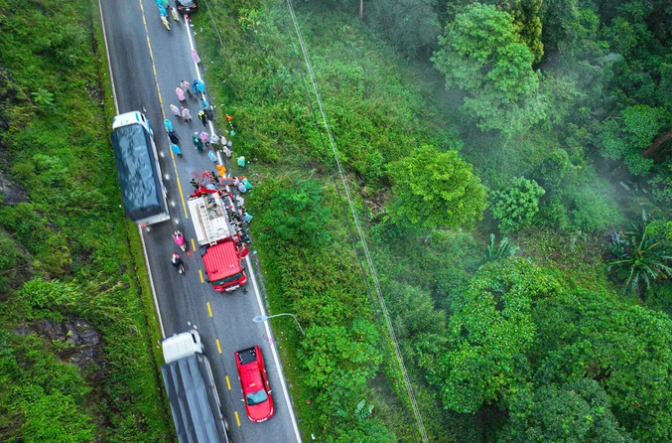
366,0,440,56
300,319,383,409
566,181,624,232
253,177,331,247
432,258,561,413
432,2,544,133
330,418,399,443
506,0,544,63
485,233,519,262
384,281,447,368
0,332,94,442
431,257,672,441
386,145,487,229
204,1,455,183
31,88,54,107
491,177,545,233
608,224,672,293
534,291,672,442
0,0,173,439
500,379,634,443
597,105,667,176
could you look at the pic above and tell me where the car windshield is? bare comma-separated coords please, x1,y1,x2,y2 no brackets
180,0,196,5
246,389,268,406
213,272,243,286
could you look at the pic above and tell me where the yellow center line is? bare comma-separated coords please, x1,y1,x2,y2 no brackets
234,411,241,427
216,339,222,354
138,0,188,220
191,237,196,251
207,302,213,317
198,269,204,283
225,375,231,390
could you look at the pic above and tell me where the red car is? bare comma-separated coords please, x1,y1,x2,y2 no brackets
235,345,275,422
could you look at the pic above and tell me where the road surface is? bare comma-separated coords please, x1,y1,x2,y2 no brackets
97,1,302,441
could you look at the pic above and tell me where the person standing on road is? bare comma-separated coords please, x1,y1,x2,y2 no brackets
181,106,192,122
190,178,199,189
191,49,201,64
198,110,208,126
192,79,205,95
199,131,210,146
204,106,214,122
168,131,179,144
169,104,181,118
176,87,185,103
192,133,204,150
180,80,193,99
170,143,182,157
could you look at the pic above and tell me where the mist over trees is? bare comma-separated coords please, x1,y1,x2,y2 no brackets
282,0,672,441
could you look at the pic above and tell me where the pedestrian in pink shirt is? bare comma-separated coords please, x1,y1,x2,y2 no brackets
199,131,210,146
176,87,185,103
191,49,201,64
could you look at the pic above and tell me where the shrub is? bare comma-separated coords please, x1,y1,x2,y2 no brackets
491,177,546,233
386,145,487,229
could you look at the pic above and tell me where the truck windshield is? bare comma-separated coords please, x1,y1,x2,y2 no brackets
213,272,243,286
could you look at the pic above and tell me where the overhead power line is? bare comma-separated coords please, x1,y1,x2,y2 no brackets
283,1,430,442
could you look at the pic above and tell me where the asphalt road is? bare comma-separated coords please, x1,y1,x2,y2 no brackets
98,1,302,442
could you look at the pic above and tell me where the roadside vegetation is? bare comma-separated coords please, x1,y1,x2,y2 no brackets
0,0,172,440
194,0,672,441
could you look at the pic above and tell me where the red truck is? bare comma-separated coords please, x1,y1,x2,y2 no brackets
188,188,249,292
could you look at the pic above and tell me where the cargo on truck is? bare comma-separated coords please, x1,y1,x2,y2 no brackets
188,187,249,292
110,111,170,227
161,330,230,443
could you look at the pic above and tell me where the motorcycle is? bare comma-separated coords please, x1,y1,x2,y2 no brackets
171,253,186,274
173,231,187,252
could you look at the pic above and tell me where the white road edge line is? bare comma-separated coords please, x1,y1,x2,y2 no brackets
97,0,119,112
185,16,303,443
98,0,166,338
245,255,303,443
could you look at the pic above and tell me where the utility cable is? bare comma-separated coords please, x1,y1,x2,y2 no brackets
283,1,429,441
279,9,420,443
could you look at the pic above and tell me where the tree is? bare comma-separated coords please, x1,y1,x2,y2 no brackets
432,3,544,133
597,105,668,176
386,145,487,229
499,379,634,443
608,223,672,293
534,291,672,442
502,0,544,63
431,258,561,413
491,177,545,233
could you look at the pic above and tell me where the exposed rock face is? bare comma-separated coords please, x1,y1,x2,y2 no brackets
0,172,27,205
0,62,18,131
15,318,107,383
0,62,27,205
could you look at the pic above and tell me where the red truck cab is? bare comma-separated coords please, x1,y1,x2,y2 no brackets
202,240,248,292
188,188,249,293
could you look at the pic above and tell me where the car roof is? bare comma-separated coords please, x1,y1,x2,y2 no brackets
240,364,263,393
